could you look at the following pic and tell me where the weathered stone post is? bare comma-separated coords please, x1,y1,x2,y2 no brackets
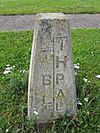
28,13,77,123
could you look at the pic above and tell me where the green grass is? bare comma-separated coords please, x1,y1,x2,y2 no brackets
0,0,100,15
0,29,100,132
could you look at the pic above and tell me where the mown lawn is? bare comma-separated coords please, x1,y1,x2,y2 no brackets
0,29,100,132
0,0,100,15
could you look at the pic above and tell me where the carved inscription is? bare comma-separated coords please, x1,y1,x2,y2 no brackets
56,37,68,50
56,89,65,111
43,95,45,103
42,37,67,111
54,37,68,111
56,73,64,85
42,74,52,86
56,56,67,68
57,89,64,98
42,73,64,86
42,49,52,60
45,102,53,109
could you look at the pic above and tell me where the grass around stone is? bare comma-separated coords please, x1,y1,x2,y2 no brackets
0,29,100,132
0,0,100,15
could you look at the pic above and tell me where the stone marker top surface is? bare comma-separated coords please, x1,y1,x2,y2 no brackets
36,13,67,20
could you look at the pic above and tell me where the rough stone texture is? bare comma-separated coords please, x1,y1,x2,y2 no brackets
28,13,77,123
0,14,100,31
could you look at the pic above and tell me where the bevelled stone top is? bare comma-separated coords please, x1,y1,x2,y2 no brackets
36,13,67,20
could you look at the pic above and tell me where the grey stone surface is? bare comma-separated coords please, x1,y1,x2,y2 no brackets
28,13,77,123
0,14,100,31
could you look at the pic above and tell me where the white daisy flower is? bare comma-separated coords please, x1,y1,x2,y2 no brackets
74,64,80,69
3,70,12,74
75,72,77,75
10,67,13,70
83,78,88,83
77,63,80,66
77,100,82,106
6,129,9,132
84,97,89,102
6,64,10,67
5,67,11,71
20,70,26,73
3,65,14,75
95,75,100,79
87,111,89,115
34,111,38,115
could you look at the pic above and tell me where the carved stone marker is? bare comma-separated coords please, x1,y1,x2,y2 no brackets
28,13,77,123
